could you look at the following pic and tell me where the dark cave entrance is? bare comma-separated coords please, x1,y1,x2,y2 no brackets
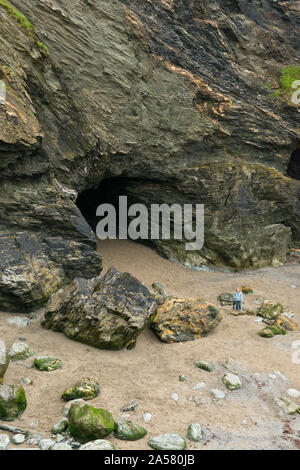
287,148,300,180
76,177,128,234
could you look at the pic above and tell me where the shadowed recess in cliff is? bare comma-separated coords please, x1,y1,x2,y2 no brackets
287,148,300,180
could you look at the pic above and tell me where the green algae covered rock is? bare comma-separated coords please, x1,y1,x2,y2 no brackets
187,423,203,442
34,356,63,371
0,352,9,385
258,325,287,338
257,301,284,320
222,373,242,391
68,403,114,444
148,433,187,450
51,417,68,435
0,384,27,421
62,377,100,401
114,420,147,441
195,360,214,372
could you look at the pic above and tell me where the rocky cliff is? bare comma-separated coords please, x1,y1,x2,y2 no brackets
0,0,299,311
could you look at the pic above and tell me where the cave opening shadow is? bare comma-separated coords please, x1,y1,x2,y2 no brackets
287,148,300,180
76,177,126,234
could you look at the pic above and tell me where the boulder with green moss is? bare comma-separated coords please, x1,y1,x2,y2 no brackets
0,384,27,421
62,377,100,401
114,420,147,441
257,301,284,320
151,297,221,343
51,417,68,435
34,356,63,371
68,403,114,444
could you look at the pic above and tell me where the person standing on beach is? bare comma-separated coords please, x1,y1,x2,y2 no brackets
233,288,243,311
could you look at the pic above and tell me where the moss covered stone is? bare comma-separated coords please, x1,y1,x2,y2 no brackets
257,301,284,320
187,423,202,442
148,433,187,450
8,342,36,362
114,420,147,441
258,325,287,338
195,360,214,372
62,377,100,401
0,385,27,421
68,403,114,444
34,356,63,371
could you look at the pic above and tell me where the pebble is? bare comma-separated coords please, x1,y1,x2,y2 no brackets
287,388,300,399
171,393,179,402
210,388,226,399
187,423,202,442
143,412,152,423
21,377,32,386
50,443,73,450
39,439,56,450
7,317,31,328
0,434,10,450
79,440,114,450
179,375,190,382
11,434,25,445
222,373,242,390
120,400,139,412
192,382,206,390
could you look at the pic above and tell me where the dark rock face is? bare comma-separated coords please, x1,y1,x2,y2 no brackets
41,267,156,350
0,1,300,310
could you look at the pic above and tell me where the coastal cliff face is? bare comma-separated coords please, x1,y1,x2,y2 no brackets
0,0,299,311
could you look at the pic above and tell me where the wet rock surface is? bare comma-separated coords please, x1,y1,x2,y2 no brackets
41,267,156,350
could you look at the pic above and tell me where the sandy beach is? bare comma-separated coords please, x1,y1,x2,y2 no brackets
1,239,300,450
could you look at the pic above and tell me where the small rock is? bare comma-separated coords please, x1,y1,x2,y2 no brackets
275,397,300,415
51,417,68,434
171,393,179,402
192,382,206,390
0,434,10,450
50,443,73,450
120,399,139,412
8,342,36,362
287,388,300,399
179,375,190,382
62,377,100,401
55,434,65,443
148,433,187,450
21,377,33,386
34,356,63,372
210,388,226,399
195,360,214,372
114,420,147,441
7,317,31,328
11,434,25,445
187,423,202,442
241,286,254,294
39,439,56,450
151,282,166,297
143,412,152,423
222,373,242,391
79,439,115,450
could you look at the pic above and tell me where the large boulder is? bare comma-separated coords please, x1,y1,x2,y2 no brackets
151,298,221,343
0,385,27,421
42,267,156,350
68,403,114,444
